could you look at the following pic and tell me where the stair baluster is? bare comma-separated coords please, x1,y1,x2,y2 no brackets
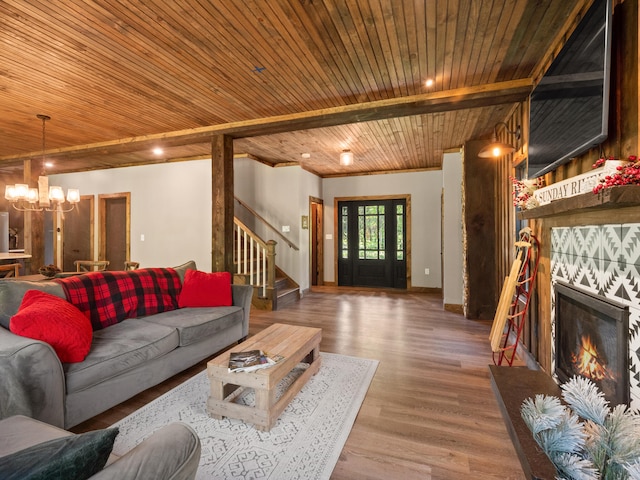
233,199,300,310
234,218,270,298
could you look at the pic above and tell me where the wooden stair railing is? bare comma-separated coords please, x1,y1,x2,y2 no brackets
234,197,299,251
234,218,274,298
233,197,300,310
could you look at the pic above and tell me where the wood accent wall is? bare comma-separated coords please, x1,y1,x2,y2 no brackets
521,0,639,371
463,103,524,320
496,106,525,289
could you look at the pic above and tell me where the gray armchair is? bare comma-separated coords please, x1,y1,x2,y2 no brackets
0,415,201,480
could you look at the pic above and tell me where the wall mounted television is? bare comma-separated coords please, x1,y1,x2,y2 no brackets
528,0,612,178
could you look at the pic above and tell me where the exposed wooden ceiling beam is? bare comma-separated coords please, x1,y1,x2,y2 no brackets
0,78,533,167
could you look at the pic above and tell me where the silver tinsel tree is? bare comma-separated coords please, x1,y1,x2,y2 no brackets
521,376,640,480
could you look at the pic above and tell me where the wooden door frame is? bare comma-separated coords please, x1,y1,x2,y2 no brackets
333,194,411,289
98,192,131,262
56,194,95,268
309,196,324,286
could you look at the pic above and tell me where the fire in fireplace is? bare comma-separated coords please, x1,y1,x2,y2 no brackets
554,282,629,406
571,335,615,382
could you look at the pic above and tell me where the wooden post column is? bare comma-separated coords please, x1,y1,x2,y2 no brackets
211,135,234,273
462,139,498,320
23,159,44,274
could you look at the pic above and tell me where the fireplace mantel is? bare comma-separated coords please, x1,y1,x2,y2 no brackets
517,185,640,220
489,365,559,479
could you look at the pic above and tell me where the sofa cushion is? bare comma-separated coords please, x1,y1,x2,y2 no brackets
0,426,118,480
64,319,179,393
172,260,197,283
9,290,93,363
56,268,181,331
0,280,66,329
178,270,232,308
143,306,244,347
0,415,70,457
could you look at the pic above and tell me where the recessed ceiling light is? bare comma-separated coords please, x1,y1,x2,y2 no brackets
425,78,434,88
152,147,163,155
45,161,53,168
301,153,311,159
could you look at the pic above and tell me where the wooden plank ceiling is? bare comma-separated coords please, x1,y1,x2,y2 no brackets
0,0,590,177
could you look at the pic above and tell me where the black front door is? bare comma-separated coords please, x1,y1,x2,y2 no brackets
337,199,406,288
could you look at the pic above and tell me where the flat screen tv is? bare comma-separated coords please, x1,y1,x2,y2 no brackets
529,0,612,178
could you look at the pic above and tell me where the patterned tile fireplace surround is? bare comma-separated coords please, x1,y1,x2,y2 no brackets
551,223,640,409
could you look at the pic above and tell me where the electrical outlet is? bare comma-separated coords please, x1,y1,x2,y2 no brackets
140,234,145,241
282,225,290,233
424,268,430,275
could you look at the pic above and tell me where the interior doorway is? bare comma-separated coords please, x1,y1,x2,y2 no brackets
61,195,94,271
309,197,323,286
99,193,130,271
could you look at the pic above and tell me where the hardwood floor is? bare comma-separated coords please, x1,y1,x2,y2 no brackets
72,287,526,479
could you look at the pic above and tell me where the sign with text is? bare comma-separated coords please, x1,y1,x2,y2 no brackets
533,168,604,205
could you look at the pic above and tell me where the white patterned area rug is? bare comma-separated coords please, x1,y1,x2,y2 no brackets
111,352,378,480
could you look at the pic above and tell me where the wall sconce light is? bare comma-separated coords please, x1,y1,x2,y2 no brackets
478,122,521,158
340,150,353,166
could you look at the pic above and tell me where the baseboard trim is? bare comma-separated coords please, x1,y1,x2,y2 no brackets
313,283,441,294
408,286,442,294
444,303,464,314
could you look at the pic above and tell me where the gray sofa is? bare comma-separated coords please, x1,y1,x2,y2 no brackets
0,260,252,429
0,415,201,479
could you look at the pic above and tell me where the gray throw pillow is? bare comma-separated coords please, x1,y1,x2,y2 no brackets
0,427,118,480
0,280,66,329
173,260,197,283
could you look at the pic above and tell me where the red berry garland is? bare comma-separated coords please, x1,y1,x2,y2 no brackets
510,176,545,209
592,155,639,194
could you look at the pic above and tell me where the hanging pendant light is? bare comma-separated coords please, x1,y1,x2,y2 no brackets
4,115,80,212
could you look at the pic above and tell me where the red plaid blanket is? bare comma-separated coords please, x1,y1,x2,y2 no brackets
56,268,181,331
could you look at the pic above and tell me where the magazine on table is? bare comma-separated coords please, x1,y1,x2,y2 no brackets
228,349,284,373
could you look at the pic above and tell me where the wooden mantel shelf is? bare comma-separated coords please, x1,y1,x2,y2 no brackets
489,365,559,480
517,185,640,220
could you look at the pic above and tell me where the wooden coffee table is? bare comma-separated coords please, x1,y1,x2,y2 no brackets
206,323,322,431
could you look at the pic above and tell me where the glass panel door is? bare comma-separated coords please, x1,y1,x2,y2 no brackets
338,199,406,288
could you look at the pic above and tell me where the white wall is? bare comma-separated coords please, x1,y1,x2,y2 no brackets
52,160,445,291
442,151,464,305
322,170,443,288
51,161,213,270
234,158,322,291
53,158,323,286
297,167,324,290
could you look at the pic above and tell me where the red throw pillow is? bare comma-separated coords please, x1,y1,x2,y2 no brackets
9,290,93,363
178,270,232,308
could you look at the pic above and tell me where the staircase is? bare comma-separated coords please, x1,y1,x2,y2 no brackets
273,267,300,310
233,217,300,311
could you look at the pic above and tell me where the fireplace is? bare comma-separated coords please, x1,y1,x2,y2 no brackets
555,282,630,406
